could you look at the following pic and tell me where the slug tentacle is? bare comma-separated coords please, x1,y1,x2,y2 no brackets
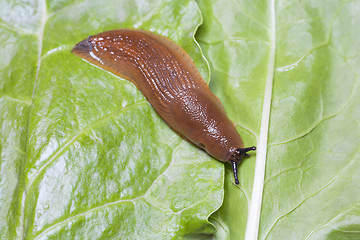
230,146,257,161
231,161,240,185
229,146,256,184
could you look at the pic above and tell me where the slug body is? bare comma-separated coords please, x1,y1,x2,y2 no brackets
72,29,255,184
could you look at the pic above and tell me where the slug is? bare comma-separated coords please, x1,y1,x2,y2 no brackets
72,29,255,184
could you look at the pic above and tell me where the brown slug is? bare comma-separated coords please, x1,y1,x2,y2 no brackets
72,29,255,184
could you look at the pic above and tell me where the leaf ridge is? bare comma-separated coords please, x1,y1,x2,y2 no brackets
263,149,359,239
33,196,144,239
34,139,183,239
235,184,250,205
234,122,258,139
47,0,82,19
245,0,276,239
209,214,230,236
32,0,47,100
0,134,26,155
21,0,48,238
199,36,269,45
230,0,267,29
304,201,360,240
143,141,182,196
41,45,71,60
275,3,343,73
26,101,147,192
268,70,359,147
0,20,34,35
178,189,218,215
275,41,330,72
2,95,32,105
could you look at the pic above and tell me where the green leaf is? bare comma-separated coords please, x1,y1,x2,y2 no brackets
196,0,360,239
0,0,223,239
2,0,360,239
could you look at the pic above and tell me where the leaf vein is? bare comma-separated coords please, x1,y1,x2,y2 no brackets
26,101,148,192
1,95,32,105
0,21,34,35
263,149,359,239
33,196,144,239
275,2,343,72
21,0,48,238
34,139,182,238
304,201,360,239
269,65,359,147
245,0,276,239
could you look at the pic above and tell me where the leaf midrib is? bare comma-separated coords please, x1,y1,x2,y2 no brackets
20,0,48,238
244,0,276,239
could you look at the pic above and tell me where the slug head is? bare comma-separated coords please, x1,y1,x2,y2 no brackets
230,146,256,185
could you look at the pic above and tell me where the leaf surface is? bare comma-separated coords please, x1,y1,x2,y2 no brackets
1,0,360,239
196,0,360,239
0,0,223,239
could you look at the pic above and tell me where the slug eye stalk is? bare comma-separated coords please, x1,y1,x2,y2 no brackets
231,161,240,185
230,146,256,185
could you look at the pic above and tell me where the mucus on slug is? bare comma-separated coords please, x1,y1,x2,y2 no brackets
72,29,256,185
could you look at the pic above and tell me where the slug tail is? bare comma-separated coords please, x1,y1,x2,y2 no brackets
72,37,92,54
72,37,100,65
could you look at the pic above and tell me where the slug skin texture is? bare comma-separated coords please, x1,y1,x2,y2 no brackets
72,29,255,184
